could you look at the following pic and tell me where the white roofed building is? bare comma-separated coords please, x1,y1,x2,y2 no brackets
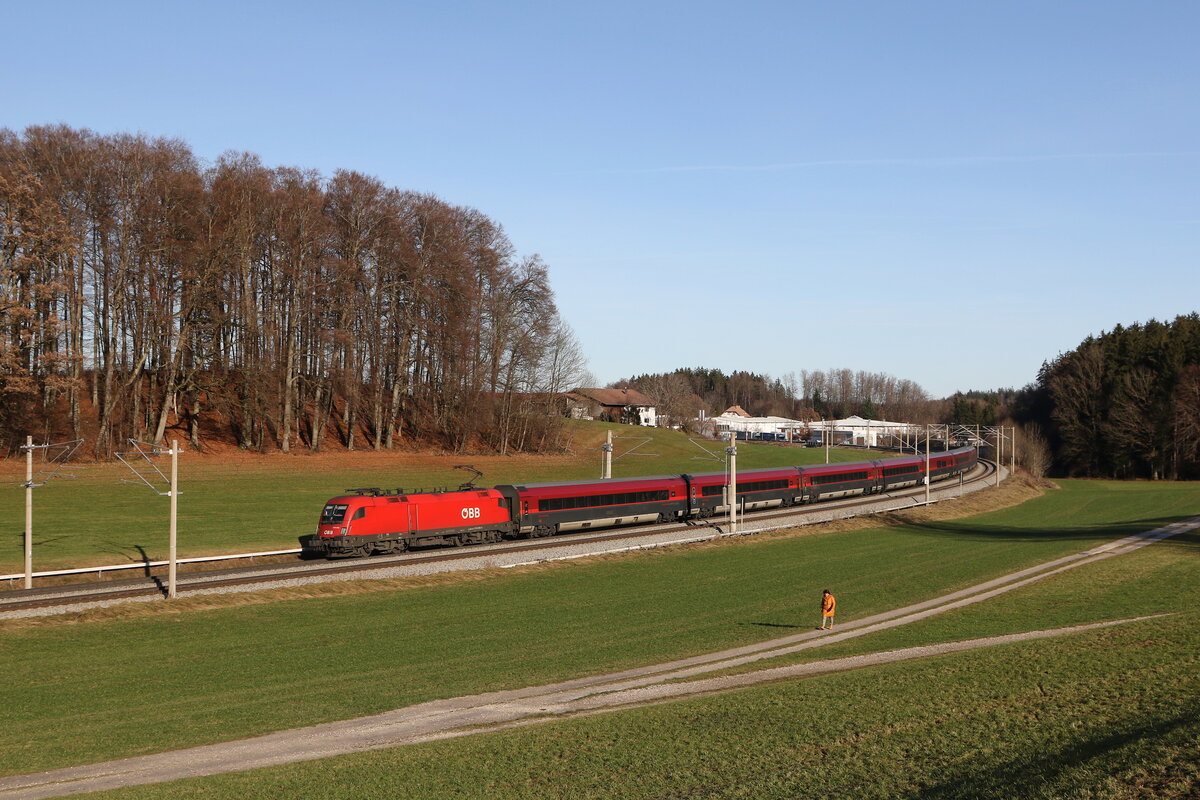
705,408,810,441
811,415,919,447
701,411,920,447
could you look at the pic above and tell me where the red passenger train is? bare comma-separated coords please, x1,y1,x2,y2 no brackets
299,447,978,558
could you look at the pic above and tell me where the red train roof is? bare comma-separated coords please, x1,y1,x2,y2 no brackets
325,489,504,504
684,467,800,484
800,461,879,475
498,475,685,498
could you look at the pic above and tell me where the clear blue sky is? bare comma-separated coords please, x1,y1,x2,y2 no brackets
4,1,1197,397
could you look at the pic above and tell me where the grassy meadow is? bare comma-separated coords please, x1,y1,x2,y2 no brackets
0,477,1196,797
97,608,1200,800
0,421,876,573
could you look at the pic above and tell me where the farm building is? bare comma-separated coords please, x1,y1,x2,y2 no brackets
567,388,658,426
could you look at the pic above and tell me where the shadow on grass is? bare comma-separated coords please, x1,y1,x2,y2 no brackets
7,529,73,548
85,542,169,594
131,545,171,597
739,621,805,630
914,703,1200,799
891,516,1200,548
133,545,152,575
94,540,158,565
31,534,73,547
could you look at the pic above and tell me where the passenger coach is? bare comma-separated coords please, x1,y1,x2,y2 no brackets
496,475,689,537
684,467,800,517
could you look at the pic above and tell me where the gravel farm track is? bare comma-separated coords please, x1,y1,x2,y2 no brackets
0,510,1195,798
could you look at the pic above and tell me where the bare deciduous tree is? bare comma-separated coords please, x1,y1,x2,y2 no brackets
0,125,583,456
1016,422,1050,478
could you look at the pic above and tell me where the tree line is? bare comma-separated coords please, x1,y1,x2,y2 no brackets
622,343,1200,482
938,316,1200,479
1012,314,1200,479
0,125,588,457
616,367,936,427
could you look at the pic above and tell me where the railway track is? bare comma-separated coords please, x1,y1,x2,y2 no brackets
0,460,999,617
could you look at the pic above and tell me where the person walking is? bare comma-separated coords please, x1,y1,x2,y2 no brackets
820,589,836,630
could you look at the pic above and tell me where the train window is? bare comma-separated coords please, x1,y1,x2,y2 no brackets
351,507,367,521
738,479,790,494
810,471,868,485
539,489,671,511
699,479,788,497
884,465,920,477
321,504,349,524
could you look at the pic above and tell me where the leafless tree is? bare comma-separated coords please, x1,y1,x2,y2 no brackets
0,125,581,456
1016,422,1050,478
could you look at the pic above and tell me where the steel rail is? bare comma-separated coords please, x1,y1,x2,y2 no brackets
0,460,998,615
0,549,303,586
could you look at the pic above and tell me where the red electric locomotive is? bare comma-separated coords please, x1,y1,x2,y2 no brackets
300,488,513,557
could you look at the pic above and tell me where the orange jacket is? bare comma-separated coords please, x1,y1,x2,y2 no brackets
822,593,836,616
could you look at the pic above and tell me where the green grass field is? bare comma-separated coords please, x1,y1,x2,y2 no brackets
0,421,877,573
96,612,1200,800
1,478,1197,798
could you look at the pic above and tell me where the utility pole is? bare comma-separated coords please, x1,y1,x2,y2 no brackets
995,428,1002,487
727,432,738,534
116,439,182,599
598,430,655,478
18,436,83,590
925,425,932,505
602,430,613,479
168,440,179,599
1010,425,1016,474
23,436,32,589
825,419,831,464
996,428,1003,485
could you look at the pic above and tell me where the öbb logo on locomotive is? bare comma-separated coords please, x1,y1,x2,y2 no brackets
299,447,978,558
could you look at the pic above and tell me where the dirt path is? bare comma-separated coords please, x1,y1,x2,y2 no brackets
2,516,1195,799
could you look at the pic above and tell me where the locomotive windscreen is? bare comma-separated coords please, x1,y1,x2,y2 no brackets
321,503,349,524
